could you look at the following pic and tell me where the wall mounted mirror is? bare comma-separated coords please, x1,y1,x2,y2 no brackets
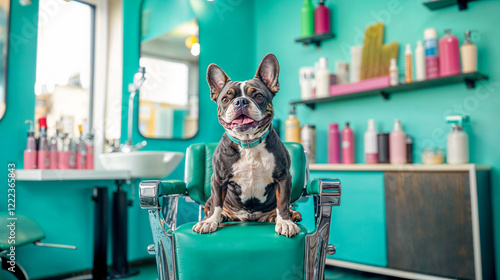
139,0,199,139
34,0,95,137
0,0,9,120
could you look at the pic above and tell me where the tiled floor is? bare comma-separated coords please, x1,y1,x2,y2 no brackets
123,262,398,280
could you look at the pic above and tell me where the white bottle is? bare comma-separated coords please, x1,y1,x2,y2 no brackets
415,41,426,81
315,57,330,98
299,67,315,100
389,58,398,86
447,124,469,164
364,119,378,164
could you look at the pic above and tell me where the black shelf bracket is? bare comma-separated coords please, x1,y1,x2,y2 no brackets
305,103,316,110
380,91,390,100
458,0,469,10
465,77,476,89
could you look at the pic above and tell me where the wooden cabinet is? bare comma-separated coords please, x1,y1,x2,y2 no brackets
385,172,474,279
306,164,494,280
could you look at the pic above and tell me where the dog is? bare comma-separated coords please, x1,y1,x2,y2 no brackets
192,53,302,238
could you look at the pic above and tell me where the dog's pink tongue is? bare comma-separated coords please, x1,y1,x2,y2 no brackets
233,116,254,125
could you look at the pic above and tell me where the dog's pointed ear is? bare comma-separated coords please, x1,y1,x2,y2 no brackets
207,64,230,101
255,53,280,94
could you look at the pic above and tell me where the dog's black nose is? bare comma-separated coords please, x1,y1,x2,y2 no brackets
233,97,249,110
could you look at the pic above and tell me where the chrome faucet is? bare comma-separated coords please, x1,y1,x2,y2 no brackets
120,67,147,153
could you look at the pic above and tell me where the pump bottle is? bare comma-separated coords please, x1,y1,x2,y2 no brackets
24,120,37,169
461,30,478,73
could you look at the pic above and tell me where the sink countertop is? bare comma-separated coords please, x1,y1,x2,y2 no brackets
15,169,132,181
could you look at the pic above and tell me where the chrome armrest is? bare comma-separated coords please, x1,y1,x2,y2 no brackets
304,178,341,280
139,180,178,280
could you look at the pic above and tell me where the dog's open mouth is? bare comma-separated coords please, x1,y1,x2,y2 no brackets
222,114,271,130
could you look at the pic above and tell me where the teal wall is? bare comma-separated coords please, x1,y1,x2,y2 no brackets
141,0,196,42
254,0,500,275
2,0,499,278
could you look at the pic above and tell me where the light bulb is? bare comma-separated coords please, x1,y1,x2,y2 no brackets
191,43,200,56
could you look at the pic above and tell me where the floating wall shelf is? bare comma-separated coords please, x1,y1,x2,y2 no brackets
423,0,479,11
295,33,335,47
291,72,489,110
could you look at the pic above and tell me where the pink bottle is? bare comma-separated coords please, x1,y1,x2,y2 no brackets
49,136,58,169
23,120,37,169
314,0,330,35
37,116,50,170
439,29,461,77
86,133,94,170
342,122,355,164
328,123,341,163
389,119,407,164
58,136,75,169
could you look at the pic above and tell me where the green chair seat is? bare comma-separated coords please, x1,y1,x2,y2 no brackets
173,222,308,280
0,214,45,251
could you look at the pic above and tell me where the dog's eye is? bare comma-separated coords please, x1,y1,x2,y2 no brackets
222,97,230,104
256,94,264,101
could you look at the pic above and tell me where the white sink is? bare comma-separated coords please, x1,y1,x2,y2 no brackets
99,151,184,179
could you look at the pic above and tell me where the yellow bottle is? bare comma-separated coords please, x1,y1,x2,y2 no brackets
285,106,301,143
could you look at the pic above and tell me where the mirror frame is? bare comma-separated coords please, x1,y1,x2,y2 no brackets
137,0,199,140
0,0,10,121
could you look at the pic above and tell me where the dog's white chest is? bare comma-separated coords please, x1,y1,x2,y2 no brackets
231,143,275,203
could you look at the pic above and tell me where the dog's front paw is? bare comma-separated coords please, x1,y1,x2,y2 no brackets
192,220,219,234
275,220,300,238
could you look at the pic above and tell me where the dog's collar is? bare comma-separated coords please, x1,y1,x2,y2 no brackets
226,129,270,148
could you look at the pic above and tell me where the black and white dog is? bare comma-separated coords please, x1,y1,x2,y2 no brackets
192,53,302,238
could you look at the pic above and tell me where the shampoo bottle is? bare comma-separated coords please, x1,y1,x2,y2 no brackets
328,123,341,164
314,0,330,35
24,120,37,169
342,122,354,164
285,105,301,143
315,57,330,98
37,116,50,169
415,41,426,81
424,28,440,79
301,0,314,37
446,115,469,164
439,29,461,77
461,30,478,73
364,119,378,164
405,44,413,83
389,119,407,164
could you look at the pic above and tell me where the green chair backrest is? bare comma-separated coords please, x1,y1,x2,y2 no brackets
184,142,306,205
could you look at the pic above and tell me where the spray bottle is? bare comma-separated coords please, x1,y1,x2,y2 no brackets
24,120,37,169
446,115,470,164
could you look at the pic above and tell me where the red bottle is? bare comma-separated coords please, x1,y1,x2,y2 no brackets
342,122,355,164
314,0,331,35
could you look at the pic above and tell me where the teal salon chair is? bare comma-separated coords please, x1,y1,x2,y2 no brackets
139,143,341,280
0,214,75,280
